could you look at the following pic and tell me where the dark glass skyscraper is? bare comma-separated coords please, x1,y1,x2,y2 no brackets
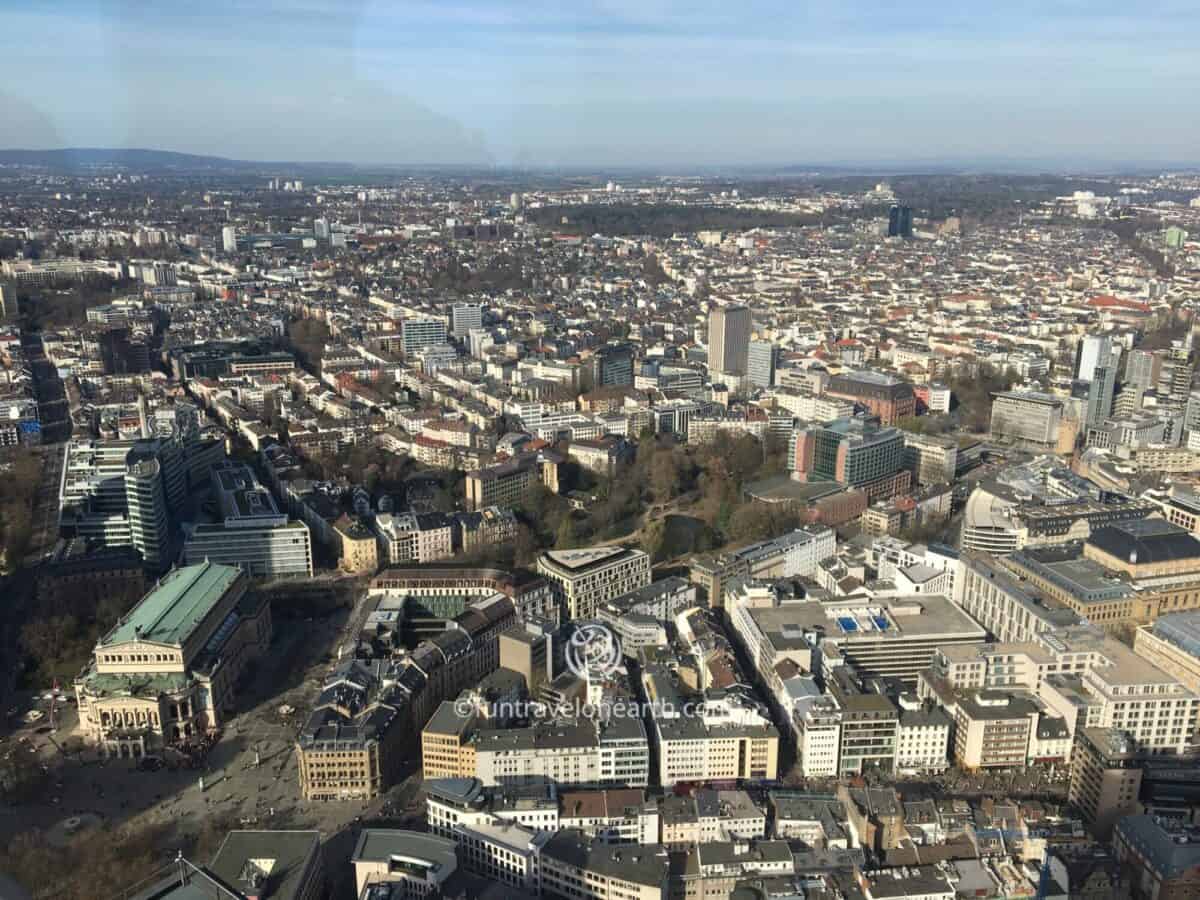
888,205,914,238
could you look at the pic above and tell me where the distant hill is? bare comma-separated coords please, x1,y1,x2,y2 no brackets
0,147,262,171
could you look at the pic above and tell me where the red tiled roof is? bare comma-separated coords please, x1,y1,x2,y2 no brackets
1088,294,1150,312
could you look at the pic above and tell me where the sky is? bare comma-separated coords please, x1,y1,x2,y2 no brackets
1,0,1197,169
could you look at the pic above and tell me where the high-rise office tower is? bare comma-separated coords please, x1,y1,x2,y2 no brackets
747,340,776,388
888,205,913,238
1184,390,1200,439
221,226,238,254
1125,349,1159,393
400,317,449,355
124,457,171,570
450,303,484,338
587,343,635,388
0,282,17,319
1086,363,1117,428
60,437,188,572
1159,337,1195,403
708,305,751,377
1075,335,1116,383
313,218,330,241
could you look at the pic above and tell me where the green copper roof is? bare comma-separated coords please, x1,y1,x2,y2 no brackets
101,561,242,648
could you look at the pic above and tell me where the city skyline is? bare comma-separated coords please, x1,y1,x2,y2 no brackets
2,0,1198,169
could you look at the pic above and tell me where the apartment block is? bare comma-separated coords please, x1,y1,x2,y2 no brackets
1068,727,1144,838
537,546,651,620
374,511,454,565
642,660,779,787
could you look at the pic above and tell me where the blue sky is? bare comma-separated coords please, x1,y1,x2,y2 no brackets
1,0,1196,168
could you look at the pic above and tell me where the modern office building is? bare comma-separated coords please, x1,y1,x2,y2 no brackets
74,561,271,757
399,317,449,356
827,668,900,776
1075,334,1114,383
1069,727,1144,838
955,551,1082,642
537,546,651,620
59,437,189,571
221,225,237,253
1125,348,1159,393
746,340,776,389
729,583,986,687
464,450,560,510
167,341,295,381
949,692,1040,770
0,281,18,319
351,830,460,899
930,622,1200,759
1085,362,1117,428
795,699,843,777
960,471,1155,555
587,343,635,388
903,432,958,486
989,391,1064,449
689,526,836,608
181,461,313,578
449,303,483,338
888,205,913,238
708,305,751,376
792,416,908,500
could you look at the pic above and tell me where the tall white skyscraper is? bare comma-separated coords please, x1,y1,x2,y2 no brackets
1075,335,1117,383
314,218,330,241
221,225,238,254
708,305,751,376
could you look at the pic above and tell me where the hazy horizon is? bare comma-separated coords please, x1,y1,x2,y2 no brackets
2,1,1197,169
